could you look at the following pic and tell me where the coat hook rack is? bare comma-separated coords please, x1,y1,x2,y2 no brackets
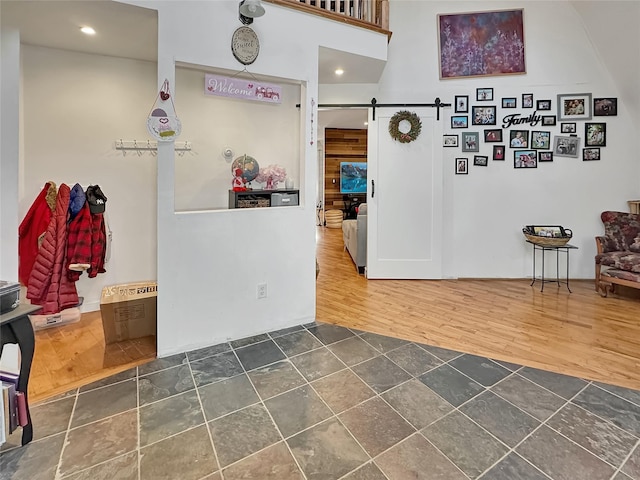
115,139,192,156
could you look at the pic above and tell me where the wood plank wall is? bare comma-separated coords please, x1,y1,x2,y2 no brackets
324,128,367,212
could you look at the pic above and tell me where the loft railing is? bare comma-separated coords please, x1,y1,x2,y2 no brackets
265,0,391,38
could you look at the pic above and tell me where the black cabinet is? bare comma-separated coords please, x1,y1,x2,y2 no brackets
229,189,299,209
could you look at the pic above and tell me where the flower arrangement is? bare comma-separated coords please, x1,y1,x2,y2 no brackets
256,164,287,190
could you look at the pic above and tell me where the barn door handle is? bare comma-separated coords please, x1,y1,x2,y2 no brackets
371,179,375,198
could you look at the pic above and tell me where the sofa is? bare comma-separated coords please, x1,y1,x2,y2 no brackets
342,203,367,274
595,211,640,296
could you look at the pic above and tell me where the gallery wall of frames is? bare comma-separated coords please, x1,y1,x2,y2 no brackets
445,88,616,175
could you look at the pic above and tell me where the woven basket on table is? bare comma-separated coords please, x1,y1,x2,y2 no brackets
523,229,572,247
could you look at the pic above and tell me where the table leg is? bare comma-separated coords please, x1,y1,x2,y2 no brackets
541,247,545,292
556,248,561,287
10,318,35,445
566,248,572,293
530,244,536,286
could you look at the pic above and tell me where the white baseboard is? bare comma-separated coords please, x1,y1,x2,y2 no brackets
80,300,100,313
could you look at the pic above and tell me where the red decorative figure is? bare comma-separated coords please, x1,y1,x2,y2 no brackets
232,168,246,191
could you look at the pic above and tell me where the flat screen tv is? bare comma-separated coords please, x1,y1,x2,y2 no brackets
340,162,367,194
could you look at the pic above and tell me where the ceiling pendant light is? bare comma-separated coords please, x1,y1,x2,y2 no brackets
239,0,265,25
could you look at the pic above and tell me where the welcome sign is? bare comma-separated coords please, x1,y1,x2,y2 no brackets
204,73,281,104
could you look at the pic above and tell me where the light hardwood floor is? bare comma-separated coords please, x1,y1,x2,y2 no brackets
315,225,640,391
29,312,155,403
28,224,640,402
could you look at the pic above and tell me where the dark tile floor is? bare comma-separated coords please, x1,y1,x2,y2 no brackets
2,322,640,479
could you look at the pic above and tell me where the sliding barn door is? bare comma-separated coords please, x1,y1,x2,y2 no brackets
366,107,443,279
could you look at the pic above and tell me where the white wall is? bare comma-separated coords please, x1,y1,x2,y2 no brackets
0,27,21,281
321,1,639,279
19,46,158,311
125,0,388,356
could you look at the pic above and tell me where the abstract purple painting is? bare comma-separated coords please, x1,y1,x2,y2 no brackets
438,9,526,80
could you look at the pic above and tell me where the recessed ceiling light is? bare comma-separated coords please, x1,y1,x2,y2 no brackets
335,68,344,76
80,26,96,35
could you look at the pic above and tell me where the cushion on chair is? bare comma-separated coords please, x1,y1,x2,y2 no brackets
596,251,640,273
602,269,640,283
601,211,640,252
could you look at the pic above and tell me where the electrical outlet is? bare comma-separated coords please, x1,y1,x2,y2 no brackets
257,283,267,299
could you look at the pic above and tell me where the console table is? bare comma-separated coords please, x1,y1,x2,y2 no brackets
527,241,578,292
1,303,41,446
229,189,299,209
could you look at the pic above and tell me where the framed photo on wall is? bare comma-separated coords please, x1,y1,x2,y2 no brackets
461,132,480,152
451,116,468,129
443,134,459,147
557,93,592,120
583,147,601,161
438,9,525,80
454,95,469,113
536,100,551,111
455,158,468,174
553,135,581,158
484,129,502,142
522,93,533,108
502,97,517,108
493,145,505,160
472,106,497,125
531,131,550,149
542,116,556,126
509,130,529,148
539,151,553,162
585,123,606,146
594,97,617,116
560,122,576,133
476,88,494,101
474,155,488,166
514,150,538,168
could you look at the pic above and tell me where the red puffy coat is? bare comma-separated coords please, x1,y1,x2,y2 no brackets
27,184,79,314
18,182,55,285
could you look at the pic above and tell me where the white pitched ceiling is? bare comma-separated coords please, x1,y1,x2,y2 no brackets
569,0,640,125
1,1,158,62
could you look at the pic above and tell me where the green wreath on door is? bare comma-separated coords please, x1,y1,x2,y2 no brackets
388,110,421,143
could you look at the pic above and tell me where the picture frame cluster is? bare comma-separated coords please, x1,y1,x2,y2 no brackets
448,89,616,174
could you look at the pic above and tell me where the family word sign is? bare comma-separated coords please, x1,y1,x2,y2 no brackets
205,73,282,104
502,111,542,128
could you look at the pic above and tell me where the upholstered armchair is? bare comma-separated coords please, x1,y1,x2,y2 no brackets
595,211,640,296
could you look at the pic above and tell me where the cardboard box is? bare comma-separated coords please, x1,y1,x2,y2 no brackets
100,282,157,344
